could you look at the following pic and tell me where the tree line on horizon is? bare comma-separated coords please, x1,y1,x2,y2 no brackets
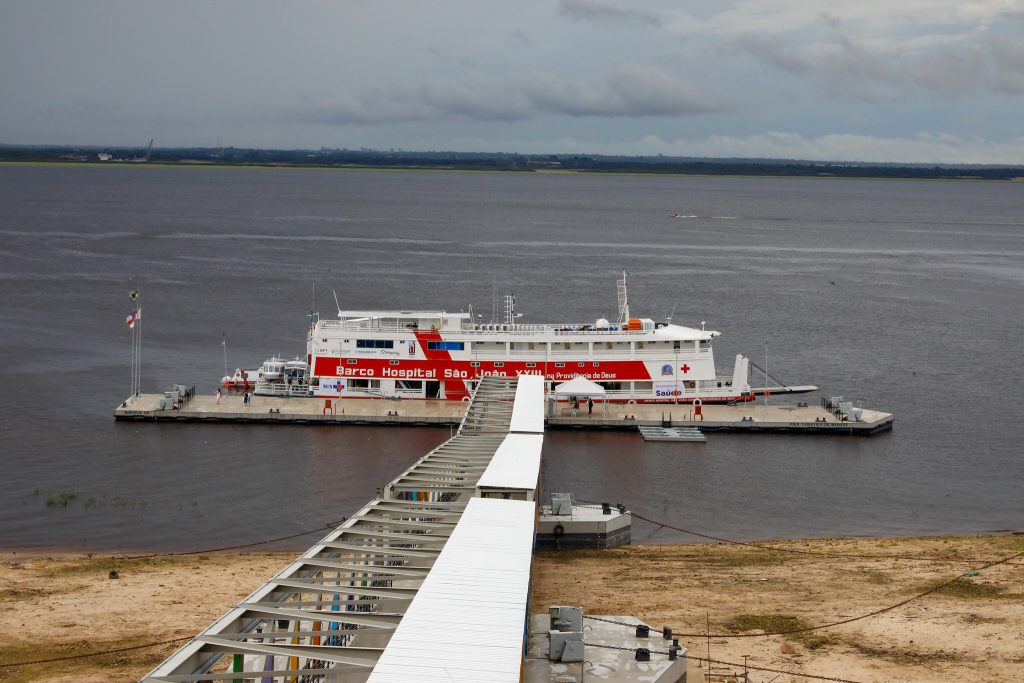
2,144,1021,180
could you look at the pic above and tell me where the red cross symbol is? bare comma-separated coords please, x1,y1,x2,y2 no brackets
681,364,691,373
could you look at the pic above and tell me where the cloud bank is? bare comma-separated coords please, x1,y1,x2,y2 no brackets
283,64,726,126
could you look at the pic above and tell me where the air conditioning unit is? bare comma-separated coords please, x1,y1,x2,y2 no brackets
551,493,573,516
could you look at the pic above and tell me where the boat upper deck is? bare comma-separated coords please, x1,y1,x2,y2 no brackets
324,311,718,341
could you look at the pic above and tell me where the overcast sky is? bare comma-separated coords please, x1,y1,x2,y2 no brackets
2,0,1023,163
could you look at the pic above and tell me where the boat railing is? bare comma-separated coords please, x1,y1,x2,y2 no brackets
253,381,312,397
318,319,663,336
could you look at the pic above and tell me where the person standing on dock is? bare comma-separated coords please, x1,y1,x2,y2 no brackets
587,397,594,415
216,388,222,405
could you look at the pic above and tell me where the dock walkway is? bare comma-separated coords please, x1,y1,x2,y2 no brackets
115,393,893,434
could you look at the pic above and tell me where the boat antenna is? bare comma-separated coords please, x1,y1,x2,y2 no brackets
503,290,516,325
222,332,228,378
491,280,498,324
667,301,677,323
332,289,342,317
616,270,630,323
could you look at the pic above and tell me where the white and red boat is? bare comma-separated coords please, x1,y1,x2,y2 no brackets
306,274,816,403
222,367,259,390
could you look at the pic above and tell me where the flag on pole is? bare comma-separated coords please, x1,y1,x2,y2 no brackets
126,306,142,328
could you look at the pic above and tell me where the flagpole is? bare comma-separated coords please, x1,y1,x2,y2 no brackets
136,298,142,397
127,288,141,400
129,308,135,401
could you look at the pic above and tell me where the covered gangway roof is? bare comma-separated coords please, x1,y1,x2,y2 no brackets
476,432,544,493
510,373,545,433
142,375,543,683
366,497,536,683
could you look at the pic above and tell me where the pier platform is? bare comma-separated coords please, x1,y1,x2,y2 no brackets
115,393,893,434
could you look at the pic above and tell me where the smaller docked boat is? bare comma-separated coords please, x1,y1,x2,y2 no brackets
222,368,259,390
254,356,311,396
260,357,286,382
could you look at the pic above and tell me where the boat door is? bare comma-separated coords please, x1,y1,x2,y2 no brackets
425,381,440,399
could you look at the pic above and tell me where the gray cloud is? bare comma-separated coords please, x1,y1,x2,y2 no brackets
282,66,725,126
737,28,1024,100
557,0,664,28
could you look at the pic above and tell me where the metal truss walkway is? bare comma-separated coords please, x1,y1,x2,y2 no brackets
142,375,543,682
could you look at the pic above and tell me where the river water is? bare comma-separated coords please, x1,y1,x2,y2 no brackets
0,165,1021,551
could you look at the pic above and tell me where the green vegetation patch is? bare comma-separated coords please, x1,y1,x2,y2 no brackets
724,614,841,649
0,634,179,683
850,641,963,665
696,549,790,567
0,587,48,603
926,577,1005,599
724,613,810,634
44,554,200,578
44,489,77,508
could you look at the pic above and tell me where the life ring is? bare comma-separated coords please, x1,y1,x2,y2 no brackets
693,399,702,406
627,399,637,405
461,396,471,402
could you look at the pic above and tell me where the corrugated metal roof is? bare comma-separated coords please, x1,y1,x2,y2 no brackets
509,374,545,433
476,433,543,491
367,497,536,683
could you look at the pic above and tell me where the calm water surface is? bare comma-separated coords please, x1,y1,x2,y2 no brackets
0,166,1021,551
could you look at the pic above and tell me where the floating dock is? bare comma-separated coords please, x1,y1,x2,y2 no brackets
116,392,893,434
638,426,707,442
536,497,632,550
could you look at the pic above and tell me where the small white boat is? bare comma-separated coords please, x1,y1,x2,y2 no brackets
254,357,311,396
222,368,259,390
259,357,286,382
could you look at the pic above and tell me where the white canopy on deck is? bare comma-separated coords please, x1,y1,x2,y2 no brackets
552,376,606,397
551,376,607,417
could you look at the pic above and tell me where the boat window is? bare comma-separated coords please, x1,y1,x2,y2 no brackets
673,341,680,350
577,362,585,367
637,341,644,349
606,342,613,349
563,342,571,350
346,359,357,365
427,341,465,351
526,362,536,368
356,339,394,349
494,362,504,367
470,361,481,367
389,360,399,365
555,362,565,368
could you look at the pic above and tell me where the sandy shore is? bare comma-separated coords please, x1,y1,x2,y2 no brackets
2,535,1022,682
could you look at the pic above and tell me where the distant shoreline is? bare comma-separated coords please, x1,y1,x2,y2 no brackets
2,159,1021,182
